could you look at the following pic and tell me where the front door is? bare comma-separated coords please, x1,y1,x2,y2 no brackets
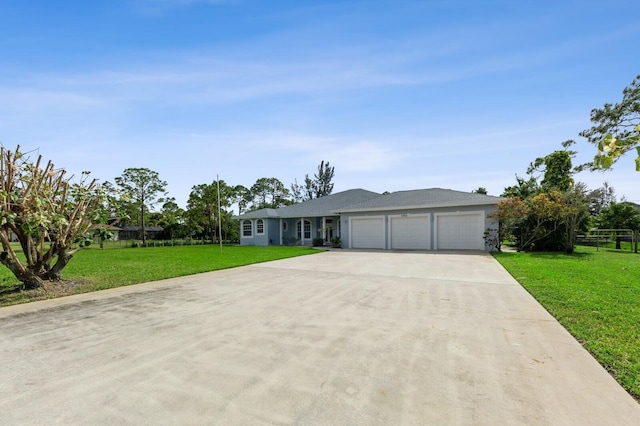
325,219,334,242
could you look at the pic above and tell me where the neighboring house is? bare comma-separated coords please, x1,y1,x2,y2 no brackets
90,224,123,241
7,224,123,242
118,226,165,241
235,188,505,251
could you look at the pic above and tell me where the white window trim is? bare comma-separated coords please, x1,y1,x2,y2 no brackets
296,219,312,240
242,219,253,238
256,219,265,235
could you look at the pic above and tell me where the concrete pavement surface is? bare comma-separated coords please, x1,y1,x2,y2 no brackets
1,250,638,425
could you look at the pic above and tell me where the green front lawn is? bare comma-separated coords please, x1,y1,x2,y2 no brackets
0,245,317,306
494,246,640,400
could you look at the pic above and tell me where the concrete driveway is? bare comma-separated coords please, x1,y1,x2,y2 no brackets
1,250,638,425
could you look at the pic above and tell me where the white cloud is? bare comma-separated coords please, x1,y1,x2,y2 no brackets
333,141,406,172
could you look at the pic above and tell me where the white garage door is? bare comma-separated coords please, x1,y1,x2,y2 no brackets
390,215,430,249
350,217,385,249
436,213,484,250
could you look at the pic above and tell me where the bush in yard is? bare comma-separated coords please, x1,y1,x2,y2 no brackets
0,146,107,289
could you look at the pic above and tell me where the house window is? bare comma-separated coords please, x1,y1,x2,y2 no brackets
283,222,288,232
242,220,252,237
256,219,264,235
297,220,312,239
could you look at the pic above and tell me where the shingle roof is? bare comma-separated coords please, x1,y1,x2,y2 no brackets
234,208,279,219
234,189,380,219
120,226,164,232
276,189,380,218
334,188,505,213
89,224,122,231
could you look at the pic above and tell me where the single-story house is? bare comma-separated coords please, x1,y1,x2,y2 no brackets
118,226,165,241
235,188,505,251
89,224,123,241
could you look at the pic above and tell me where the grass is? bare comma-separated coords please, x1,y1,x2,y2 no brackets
0,245,318,306
493,245,640,400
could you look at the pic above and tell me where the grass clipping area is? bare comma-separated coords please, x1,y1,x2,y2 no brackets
0,245,317,307
494,246,640,400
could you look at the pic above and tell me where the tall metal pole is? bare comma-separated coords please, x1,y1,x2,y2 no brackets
217,175,222,253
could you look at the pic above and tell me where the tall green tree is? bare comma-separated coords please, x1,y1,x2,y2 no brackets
499,146,589,253
187,183,217,242
157,197,188,239
559,184,590,254
290,160,336,201
186,179,235,242
587,182,616,216
580,74,640,171
313,160,335,198
596,201,640,249
290,178,306,203
527,143,575,192
250,177,291,210
0,146,108,289
114,168,167,244
232,185,252,215
596,202,640,231
501,175,539,199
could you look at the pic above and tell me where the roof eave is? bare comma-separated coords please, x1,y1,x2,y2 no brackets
334,200,502,214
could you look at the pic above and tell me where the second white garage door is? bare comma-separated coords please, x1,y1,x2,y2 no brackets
390,214,431,249
435,213,484,250
350,217,385,249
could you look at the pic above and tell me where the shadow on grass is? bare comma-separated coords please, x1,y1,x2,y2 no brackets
0,283,22,296
528,251,591,259
493,250,591,259
495,245,638,259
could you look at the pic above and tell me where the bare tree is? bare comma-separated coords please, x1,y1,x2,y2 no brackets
0,146,107,289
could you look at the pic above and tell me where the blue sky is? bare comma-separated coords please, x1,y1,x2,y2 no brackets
2,0,639,209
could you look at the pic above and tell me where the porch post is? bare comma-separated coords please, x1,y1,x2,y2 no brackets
301,217,305,246
279,218,283,245
322,217,326,242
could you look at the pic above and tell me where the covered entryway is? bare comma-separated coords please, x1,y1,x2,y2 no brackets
389,214,430,249
435,212,484,250
350,216,385,249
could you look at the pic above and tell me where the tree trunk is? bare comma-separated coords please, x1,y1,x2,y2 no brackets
140,197,146,245
0,251,45,289
48,249,74,281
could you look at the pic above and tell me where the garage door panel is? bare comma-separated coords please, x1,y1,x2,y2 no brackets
390,215,430,249
351,217,385,249
436,213,483,250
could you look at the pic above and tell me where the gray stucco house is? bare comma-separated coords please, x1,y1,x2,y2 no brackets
235,189,380,247
235,188,504,251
